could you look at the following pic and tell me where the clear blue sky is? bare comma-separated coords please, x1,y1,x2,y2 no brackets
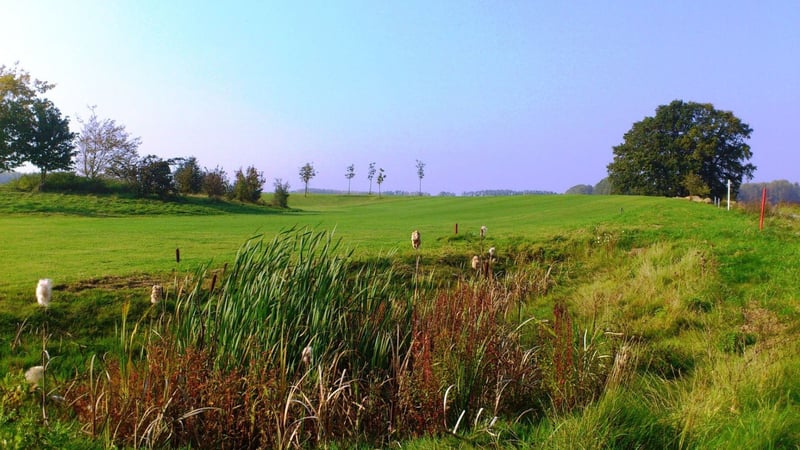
3,1,798,194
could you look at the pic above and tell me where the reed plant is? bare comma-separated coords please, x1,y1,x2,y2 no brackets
174,228,410,378
66,227,645,448
71,228,416,448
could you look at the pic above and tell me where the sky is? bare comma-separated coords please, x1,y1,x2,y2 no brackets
2,1,798,194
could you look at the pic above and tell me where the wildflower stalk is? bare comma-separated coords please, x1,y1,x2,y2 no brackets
40,329,49,425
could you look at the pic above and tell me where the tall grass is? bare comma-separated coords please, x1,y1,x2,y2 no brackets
174,228,410,377
66,227,620,448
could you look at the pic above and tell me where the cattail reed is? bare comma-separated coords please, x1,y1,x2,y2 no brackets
471,255,480,270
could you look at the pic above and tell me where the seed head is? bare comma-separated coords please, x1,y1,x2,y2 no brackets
471,255,480,270
488,247,496,259
302,345,313,366
480,225,487,238
411,230,421,250
36,279,52,307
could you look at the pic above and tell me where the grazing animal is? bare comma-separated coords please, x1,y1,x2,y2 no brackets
36,279,52,307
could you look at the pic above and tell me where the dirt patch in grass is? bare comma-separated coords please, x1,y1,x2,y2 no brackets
740,304,788,350
61,274,165,292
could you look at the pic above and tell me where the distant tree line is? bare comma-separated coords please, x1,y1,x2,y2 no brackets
462,189,558,197
738,180,800,204
0,65,292,207
565,178,613,195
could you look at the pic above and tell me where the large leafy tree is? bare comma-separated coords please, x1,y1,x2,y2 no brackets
75,106,141,180
25,100,77,188
0,64,54,171
607,100,755,199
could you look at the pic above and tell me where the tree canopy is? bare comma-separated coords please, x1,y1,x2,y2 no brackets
1,64,56,171
607,100,755,199
25,100,76,187
75,106,141,180
415,159,425,196
299,162,316,197
174,157,203,194
232,166,265,203
344,164,355,194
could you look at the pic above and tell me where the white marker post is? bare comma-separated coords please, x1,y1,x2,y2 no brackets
727,180,731,211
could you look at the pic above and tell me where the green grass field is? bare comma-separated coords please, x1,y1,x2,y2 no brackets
2,189,800,448
1,192,718,294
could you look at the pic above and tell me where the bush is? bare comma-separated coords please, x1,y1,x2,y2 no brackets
231,166,264,203
173,157,203,194
133,155,175,198
272,178,290,208
201,166,229,198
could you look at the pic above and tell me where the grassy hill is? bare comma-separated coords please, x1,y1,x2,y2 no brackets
0,191,707,293
1,190,799,448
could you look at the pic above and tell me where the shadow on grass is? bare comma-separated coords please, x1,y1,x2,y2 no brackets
0,190,308,217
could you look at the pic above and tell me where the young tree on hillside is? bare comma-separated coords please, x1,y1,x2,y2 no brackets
272,178,290,208
367,162,376,195
376,167,386,198
415,159,425,196
299,162,316,197
232,166,265,203
23,99,76,189
345,164,355,194
174,157,203,194
75,106,141,180
202,166,229,199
